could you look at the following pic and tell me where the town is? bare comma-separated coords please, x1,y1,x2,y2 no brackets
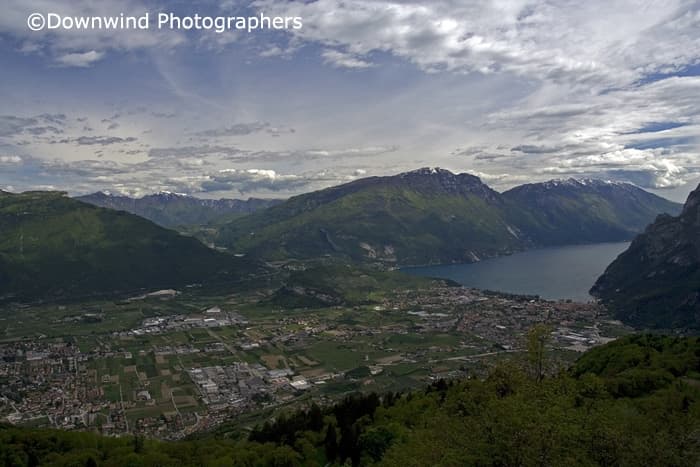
0,283,629,439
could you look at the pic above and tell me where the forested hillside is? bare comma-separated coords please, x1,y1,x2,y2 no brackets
592,182,700,328
0,191,257,301
1,334,698,466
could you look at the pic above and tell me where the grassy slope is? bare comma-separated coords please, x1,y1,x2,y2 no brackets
217,185,523,265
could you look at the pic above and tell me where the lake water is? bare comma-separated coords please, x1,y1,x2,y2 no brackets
404,242,630,302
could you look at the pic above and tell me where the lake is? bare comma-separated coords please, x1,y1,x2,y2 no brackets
404,242,630,302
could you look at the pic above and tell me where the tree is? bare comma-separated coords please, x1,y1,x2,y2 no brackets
527,324,551,382
359,426,395,462
339,424,359,465
308,403,323,432
132,434,144,454
324,424,338,462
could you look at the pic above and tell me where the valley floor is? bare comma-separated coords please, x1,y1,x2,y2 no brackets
0,280,630,440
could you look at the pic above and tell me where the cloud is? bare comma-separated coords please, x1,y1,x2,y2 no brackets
196,122,269,137
321,49,374,69
40,158,126,177
537,147,695,189
470,170,530,186
455,74,700,191
192,121,295,138
151,112,177,119
511,145,564,155
452,146,513,161
256,0,700,88
198,168,364,195
0,116,39,137
0,114,68,137
24,126,63,135
0,155,22,164
148,144,397,164
55,136,138,146
5,148,369,197
0,0,189,67
148,145,244,159
2,1,699,199
605,169,690,189
36,114,67,125
55,50,104,67
299,146,398,158
259,45,284,58
202,168,306,193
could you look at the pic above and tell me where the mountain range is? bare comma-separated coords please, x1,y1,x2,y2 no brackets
592,182,700,328
77,191,281,228
0,169,684,302
213,168,682,266
0,191,256,301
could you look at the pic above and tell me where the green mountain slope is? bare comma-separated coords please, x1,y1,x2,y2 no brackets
0,191,255,301
503,178,682,245
591,183,700,328
213,168,681,265
216,168,527,265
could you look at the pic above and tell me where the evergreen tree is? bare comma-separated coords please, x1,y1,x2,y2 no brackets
527,324,551,382
324,424,338,463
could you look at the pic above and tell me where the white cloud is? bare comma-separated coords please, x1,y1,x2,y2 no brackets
2,1,700,198
537,148,693,189
55,50,104,67
256,0,699,88
0,155,22,164
202,168,338,194
1,0,186,66
321,49,374,69
456,74,700,191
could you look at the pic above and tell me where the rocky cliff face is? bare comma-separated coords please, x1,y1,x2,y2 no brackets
396,167,503,202
591,184,700,328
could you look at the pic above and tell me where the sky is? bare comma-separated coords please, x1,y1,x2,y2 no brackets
1,0,700,202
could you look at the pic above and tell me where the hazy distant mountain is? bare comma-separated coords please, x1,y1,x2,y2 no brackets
0,191,257,301
503,178,682,245
77,191,282,228
592,183,700,328
213,168,681,265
